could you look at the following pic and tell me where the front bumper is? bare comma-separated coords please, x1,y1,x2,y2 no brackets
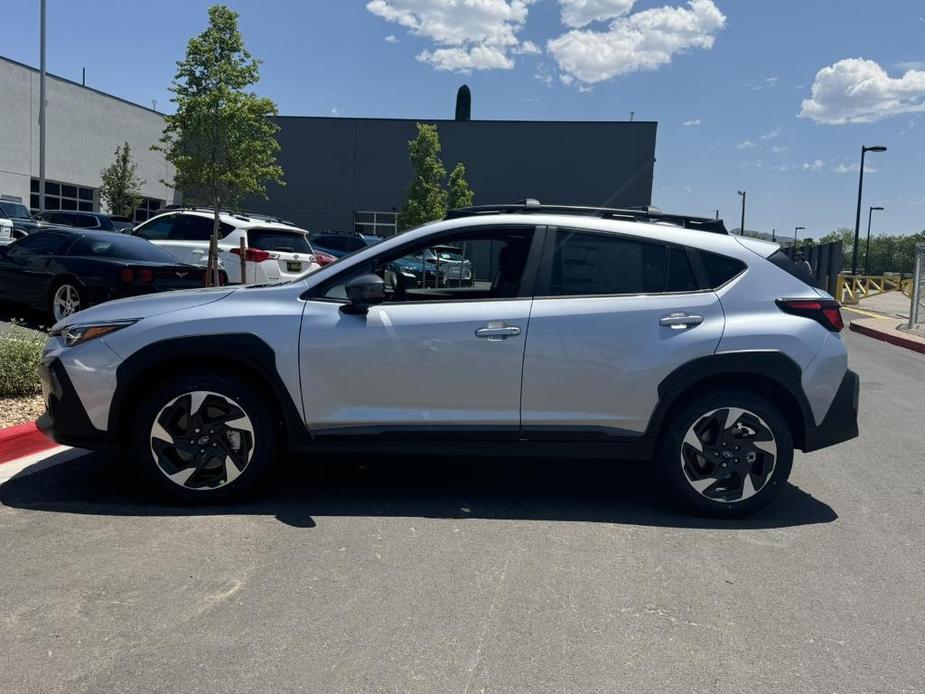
803,369,859,452
36,358,118,450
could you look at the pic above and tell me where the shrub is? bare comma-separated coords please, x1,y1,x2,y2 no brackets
0,322,45,397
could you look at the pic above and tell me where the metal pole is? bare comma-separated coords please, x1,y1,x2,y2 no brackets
39,0,47,214
865,207,873,276
739,191,746,235
851,147,866,275
910,243,925,328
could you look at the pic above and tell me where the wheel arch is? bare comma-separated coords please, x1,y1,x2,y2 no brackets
110,334,310,450
648,352,813,451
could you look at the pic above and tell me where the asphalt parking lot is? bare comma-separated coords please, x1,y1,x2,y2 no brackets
1,326,923,694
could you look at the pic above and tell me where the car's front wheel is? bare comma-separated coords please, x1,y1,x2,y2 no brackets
130,372,277,502
658,388,793,517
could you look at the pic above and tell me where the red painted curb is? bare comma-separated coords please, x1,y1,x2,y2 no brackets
850,321,925,355
0,421,57,465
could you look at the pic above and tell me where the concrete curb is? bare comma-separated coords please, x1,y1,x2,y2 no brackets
849,318,925,356
0,421,56,465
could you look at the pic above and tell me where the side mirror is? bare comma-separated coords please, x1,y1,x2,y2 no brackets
341,274,385,314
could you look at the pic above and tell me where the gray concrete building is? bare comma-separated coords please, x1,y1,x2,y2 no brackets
0,57,177,221
247,116,657,235
1,55,657,233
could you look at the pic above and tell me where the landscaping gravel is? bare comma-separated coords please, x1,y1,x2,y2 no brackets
0,394,45,428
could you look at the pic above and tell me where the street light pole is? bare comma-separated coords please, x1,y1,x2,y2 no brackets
737,190,746,235
39,0,47,214
865,206,884,275
794,226,805,248
851,145,887,275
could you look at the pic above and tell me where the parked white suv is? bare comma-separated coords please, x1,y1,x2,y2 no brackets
131,209,319,284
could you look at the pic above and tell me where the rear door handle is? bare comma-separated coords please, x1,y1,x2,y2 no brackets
475,322,522,340
659,313,703,329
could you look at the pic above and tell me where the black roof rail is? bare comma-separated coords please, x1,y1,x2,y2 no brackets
444,199,728,234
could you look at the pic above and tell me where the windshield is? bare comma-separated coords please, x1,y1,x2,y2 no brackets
0,201,32,220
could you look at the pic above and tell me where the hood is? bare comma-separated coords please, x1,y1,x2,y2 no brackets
53,286,237,331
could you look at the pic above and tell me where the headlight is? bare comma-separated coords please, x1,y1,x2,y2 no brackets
50,320,137,347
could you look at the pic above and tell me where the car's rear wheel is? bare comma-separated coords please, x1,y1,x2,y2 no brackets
49,280,86,322
658,388,793,517
130,372,276,502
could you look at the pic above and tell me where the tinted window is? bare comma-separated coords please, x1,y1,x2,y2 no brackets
135,214,176,240
548,230,694,296
0,201,32,219
313,235,347,251
68,235,179,262
171,215,221,241
7,232,73,257
247,229,312,253
343,237,368,252
700,251,747,288
72,214,100,228
767,250,815,287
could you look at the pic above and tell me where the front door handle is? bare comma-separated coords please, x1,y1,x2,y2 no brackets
659,313,704,329
475,322,522,340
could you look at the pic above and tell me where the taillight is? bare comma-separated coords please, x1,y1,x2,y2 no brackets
138,268,154,283
776,298,844,332
314,251,336,266
230,247,272,263
119,268,135,283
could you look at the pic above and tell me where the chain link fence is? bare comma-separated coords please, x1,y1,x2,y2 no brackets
909,243,925,329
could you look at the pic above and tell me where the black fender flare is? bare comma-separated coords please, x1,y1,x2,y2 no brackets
109,333,311,449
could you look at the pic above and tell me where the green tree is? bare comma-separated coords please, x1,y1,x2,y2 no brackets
99,142,144,218
447,162,474,210
155,4,283,283
397,123,448,231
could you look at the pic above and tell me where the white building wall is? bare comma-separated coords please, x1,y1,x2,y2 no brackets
0,57,178,212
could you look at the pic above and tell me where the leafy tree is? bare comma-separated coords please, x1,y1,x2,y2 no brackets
99,142,144,218
816,226,925,274
447,162,474,210
397,123,447,231
155,4,283,283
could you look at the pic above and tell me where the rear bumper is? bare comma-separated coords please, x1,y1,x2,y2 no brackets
36,358,118,450
802,369,859,452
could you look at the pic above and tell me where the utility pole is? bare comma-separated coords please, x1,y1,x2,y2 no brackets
737,191,746,235
39,0,47,213
851,145,887,274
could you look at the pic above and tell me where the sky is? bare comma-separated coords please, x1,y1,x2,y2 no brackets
4,0,924,239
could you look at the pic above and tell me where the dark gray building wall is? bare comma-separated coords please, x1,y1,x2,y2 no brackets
246,117,657,234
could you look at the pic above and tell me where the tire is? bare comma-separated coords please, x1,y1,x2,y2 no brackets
48,279,86,323
657,387,793,517
129,371,277,503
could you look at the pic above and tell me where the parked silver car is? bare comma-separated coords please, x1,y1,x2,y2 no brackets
37,201,858,516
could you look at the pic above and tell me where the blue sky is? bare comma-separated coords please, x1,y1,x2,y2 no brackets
4,0,924,239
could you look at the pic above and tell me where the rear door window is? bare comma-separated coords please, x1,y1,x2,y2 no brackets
545,229,697,296
767,250,815,287
134,214,177,240
170,215,232,241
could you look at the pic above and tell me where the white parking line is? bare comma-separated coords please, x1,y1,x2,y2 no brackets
0,447,85,486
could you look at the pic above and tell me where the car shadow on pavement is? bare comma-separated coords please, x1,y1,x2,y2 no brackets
0,449,837,530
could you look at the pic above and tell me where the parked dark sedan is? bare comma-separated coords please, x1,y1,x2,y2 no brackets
0,228,223,322
35,210,134,232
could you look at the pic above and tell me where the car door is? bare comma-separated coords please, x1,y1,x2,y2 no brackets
520,227,725,439
0,231,73,306
299,225,542,439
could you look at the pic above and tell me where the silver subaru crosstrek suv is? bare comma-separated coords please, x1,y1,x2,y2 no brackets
37,202,859,516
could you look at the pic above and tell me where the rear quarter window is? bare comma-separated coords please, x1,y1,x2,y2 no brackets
767,250,816,287
700,251,747,288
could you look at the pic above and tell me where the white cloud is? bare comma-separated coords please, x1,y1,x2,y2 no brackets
759,126,781,141
802,159,825,172
558,0,636,28
764,76,780,87
330,108,340,116
737,139,756,150
682,118,702,126
534,64,554,86
895,61,925,71
547,0,726,84
771,145,787,153
367,0,536,72
800,58,925,124
384,34,399,43
578,84,594,93
831,161,878,174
